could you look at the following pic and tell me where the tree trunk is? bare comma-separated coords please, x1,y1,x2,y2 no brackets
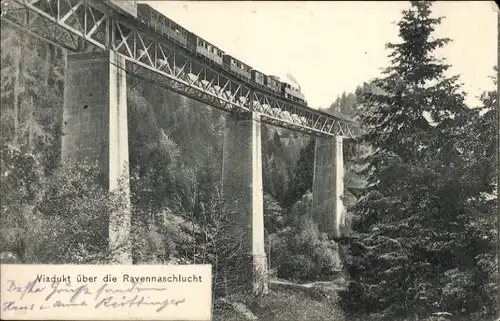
12,38,21,146
43,45,52,86
28,96,35,151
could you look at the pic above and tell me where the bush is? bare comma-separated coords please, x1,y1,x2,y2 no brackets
0,145,45,261
272,194,342,282
0,146,131,264
31,161,129,263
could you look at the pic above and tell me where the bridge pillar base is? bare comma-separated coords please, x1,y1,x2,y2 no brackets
312,135,346,239
62,50,131,264
222,112,268,296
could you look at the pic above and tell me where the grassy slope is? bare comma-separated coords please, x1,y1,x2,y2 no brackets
213,287,345,321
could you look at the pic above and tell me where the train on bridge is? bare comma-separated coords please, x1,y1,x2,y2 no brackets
137,4,307,106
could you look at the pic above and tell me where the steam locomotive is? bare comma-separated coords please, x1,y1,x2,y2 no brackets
137,4,307,105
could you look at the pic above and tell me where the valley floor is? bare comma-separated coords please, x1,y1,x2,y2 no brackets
213,280,346,321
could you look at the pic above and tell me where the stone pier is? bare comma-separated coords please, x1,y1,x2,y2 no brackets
61,50,132,264
312,135,346,239
221,111,268,296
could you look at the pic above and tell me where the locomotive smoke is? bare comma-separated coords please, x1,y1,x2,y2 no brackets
286,72,301,91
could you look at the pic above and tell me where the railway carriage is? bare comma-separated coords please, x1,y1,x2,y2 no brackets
167,20,190,47
137,4,309,106
137,4,189,48
223,55,252,80
251,70,265,86
265,75,282,94
188,34,224,65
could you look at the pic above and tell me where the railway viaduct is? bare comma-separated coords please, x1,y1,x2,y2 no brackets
1,0,357,295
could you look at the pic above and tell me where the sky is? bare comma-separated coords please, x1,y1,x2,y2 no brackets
141,1,497,109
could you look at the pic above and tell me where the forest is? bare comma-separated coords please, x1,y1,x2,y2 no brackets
0,1,497,321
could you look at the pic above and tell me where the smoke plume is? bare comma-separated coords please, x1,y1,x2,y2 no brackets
286,72,301,90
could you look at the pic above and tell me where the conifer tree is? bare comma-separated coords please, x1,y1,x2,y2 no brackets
284,138,315,208
341,2,496,320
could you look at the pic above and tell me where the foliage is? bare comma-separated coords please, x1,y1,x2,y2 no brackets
284,139,315,208
0,146,129,264
264,194,285,235
33,161,128,264
270,194,342,282
1,25,64,173
131,207,196,265
0,144,45,261
341,2,497,320
262,126,309,207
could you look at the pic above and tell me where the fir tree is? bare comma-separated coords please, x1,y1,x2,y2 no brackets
284,138,315,208
341,2,496,320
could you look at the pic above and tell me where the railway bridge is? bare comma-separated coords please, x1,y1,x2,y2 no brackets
1,0,358,295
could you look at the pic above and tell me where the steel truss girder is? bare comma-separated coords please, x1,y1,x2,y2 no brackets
1,0,356,138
